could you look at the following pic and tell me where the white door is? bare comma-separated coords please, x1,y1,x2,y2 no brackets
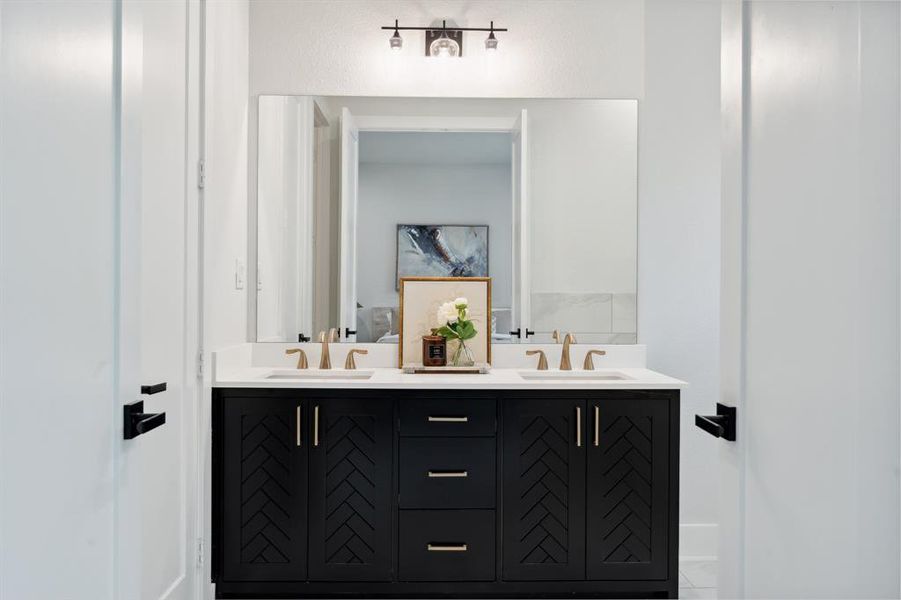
137,0,197,598
339,107,360,341
256,95,315,342
511,109,530,341
0,2,198,598
716,2,900,598
1,1,125,597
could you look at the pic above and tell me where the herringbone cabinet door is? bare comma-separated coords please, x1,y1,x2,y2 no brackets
586,395,669,580
502,398,586,581
222,397,308,581
308,397,393,581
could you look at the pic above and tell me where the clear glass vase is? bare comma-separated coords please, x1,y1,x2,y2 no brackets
451,339,475,367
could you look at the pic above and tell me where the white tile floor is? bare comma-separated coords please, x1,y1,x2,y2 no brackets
679,559,718,599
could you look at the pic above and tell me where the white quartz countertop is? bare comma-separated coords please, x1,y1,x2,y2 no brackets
213,344,686,390
213,366,685,390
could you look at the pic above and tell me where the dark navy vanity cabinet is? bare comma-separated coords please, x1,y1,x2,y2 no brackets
212,388,680,598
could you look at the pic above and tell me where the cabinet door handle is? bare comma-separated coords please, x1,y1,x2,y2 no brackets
427,470,468,478
428,416,468,423
313,405,320,446
296,406,302,447
594,405,599,447
427,543,467,552
576,406,582,447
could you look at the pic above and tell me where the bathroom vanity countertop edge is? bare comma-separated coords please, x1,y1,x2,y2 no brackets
212,366,687,390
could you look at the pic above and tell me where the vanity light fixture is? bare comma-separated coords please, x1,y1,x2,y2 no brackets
381,19,507,56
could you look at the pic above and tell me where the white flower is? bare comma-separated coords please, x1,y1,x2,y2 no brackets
454,297,468,309
437,301,458,324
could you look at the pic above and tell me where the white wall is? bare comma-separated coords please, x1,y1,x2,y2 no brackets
248,0,723,555
356,156,513,340
205,0,250,357
639,0,723,557
250,0,644,99
737,2,899,596
203,1,250,597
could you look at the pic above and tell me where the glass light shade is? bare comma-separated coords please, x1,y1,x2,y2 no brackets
429,35,460,58
485,32,498,51
389,30,403,50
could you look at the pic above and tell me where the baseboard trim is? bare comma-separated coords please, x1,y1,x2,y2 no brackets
679,523,718,561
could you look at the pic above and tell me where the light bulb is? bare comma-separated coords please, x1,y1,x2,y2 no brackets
389,29,403,51
485,31,498,51
429,33,459,58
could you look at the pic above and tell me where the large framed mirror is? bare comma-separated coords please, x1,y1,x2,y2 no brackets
253,96,637,344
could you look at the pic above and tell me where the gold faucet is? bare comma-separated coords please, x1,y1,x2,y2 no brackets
318,331,332,370
526,350,548,371
285,348,308,369
327,327,339,342
344,349,368,370
552,329,561,344
583,349,607,370
560,333,577,370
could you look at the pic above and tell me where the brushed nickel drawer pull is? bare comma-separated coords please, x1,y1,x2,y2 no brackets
428,416,468,423
296,406,302,447
427,470,468,478
427,543,468,552
594,405,599,447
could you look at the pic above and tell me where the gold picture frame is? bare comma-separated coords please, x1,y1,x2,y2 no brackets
398,277,492,366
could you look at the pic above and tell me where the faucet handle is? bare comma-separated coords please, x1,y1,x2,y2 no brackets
285,348,308,369
583,349,607,371
318,331,326,343
344,348,368,370
526,350,548,371
552,330,561,344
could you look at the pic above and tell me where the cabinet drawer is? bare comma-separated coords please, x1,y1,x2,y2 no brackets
400,438,496,508
399,510,495,581
399,397,496,437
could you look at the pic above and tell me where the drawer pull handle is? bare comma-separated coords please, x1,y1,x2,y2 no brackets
594,405,599,447
428,416,468,423
313,405,320,447
296,406,302,447
427,470,468,478
427,543,468,552
576,406,582,447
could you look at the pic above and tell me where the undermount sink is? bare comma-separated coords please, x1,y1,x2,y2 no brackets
266,369,374,380
518,370,632,381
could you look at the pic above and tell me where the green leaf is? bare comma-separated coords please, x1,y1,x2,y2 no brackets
436,325,458,340
458,320,477,340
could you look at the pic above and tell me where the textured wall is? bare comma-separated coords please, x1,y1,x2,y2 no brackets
250,0,645,98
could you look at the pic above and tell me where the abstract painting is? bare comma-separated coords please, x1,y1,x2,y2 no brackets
396,224,488,289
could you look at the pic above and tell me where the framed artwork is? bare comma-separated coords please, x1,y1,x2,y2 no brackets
396,224,489,289
398,277,492,366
